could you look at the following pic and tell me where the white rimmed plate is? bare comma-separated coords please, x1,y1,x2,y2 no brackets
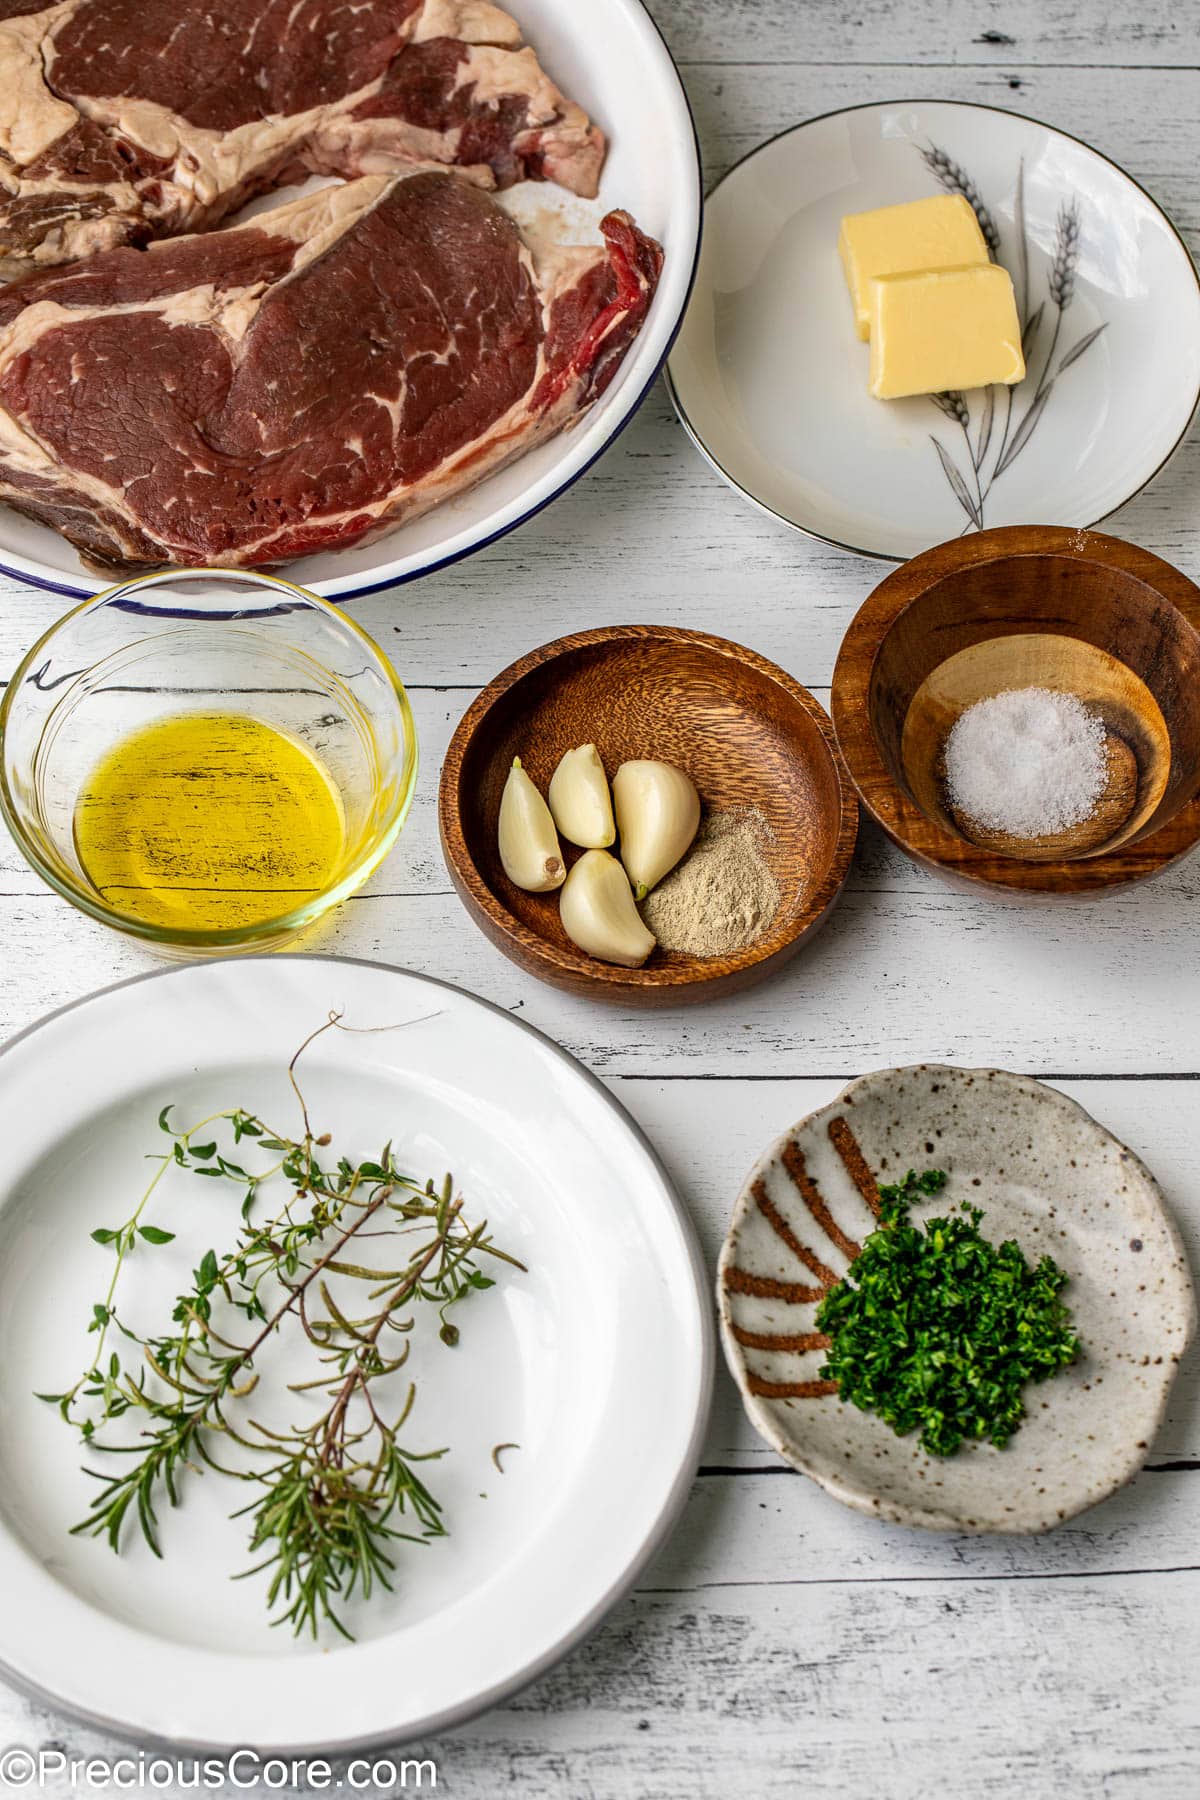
0,956,712,1750
0,0,700,602
718,1064,1195,1532
667,100,1200,561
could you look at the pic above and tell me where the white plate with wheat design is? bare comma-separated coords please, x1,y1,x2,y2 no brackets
667,101,1200,561
717,1065,1195,1532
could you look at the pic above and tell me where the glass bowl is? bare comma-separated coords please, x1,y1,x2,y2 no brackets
0,570,417,954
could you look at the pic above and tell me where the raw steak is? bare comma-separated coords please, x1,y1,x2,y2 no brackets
0,171,662,570
0,0,605,268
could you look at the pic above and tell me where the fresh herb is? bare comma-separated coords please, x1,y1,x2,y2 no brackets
40,1014,524,1639
877,1166,949,1223
816,1168,1080,1457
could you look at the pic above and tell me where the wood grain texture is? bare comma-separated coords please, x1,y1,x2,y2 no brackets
0,1075,1197,1791
832,526,1200,891
1,1,1200,1794
0,1078,1197,1795
3,689,1200,1077
654,0,1194,68
439,626,857,1003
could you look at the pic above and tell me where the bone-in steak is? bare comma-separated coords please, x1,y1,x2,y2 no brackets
0,0,604,267
0,171,662,570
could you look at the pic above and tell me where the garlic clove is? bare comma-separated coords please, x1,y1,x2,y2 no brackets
498,757,565,892
548,743,616,848
559,849,656,968
612,760,701,899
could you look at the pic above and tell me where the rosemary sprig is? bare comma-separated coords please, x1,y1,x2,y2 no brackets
41,1014,525,1638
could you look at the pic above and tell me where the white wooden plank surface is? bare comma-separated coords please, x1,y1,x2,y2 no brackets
1,1,1199,1794
659,0,1195,68
2,1081,1197,1796
2,690,1197,1080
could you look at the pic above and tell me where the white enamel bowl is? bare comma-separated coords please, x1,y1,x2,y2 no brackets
0,958,712,1749
0,0,700,601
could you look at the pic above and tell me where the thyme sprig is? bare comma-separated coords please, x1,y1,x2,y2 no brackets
41,1014,524,1638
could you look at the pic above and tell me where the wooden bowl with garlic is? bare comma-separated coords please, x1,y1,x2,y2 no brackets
438,626,858,1005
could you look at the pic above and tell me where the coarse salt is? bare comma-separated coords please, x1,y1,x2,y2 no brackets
944,686,1108,839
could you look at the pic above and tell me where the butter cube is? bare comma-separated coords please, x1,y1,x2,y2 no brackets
868,262,1025,400
839,195,989,340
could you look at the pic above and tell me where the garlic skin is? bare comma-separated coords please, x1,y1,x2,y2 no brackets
559,849,656,967
498,758,565,892
548,743,616,849
612,760,701,899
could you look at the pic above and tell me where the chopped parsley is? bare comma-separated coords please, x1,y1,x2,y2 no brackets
816,1169,1080,1457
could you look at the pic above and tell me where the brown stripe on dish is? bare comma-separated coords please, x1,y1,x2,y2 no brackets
723,1265,826,1305
780,1138,862,1260
751,1177,839,1287
731,1325,831,1353
746,1374,840,1400
828,1116,882,1217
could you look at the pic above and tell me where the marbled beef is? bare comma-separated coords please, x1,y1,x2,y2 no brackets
0,0,604,268
0,171,662,570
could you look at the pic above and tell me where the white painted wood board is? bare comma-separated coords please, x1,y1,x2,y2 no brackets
0,2,1198,1793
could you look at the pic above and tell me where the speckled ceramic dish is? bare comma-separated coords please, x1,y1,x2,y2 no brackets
718,1064,1196,1533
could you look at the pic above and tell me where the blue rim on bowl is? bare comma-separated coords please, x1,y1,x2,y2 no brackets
0,0,703,604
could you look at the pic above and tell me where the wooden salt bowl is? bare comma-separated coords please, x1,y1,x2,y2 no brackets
831,526,1200,895
439,625,858,1004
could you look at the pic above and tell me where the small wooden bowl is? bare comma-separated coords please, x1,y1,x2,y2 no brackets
439,626,858,1004
831,526,1200,895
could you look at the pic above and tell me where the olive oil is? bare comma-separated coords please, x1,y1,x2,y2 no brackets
73,712,346,931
